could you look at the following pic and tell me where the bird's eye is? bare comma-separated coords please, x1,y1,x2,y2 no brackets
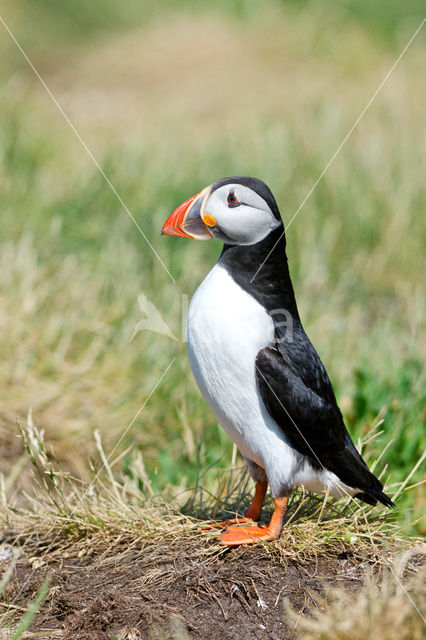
227,189,240,208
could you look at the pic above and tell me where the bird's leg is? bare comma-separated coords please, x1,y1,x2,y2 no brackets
218,495,289,546
244,479,268,521
203,480,268,529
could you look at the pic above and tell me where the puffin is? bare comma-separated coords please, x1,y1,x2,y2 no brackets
161,177,394,546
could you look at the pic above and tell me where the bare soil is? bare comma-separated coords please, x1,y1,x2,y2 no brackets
1,531,366,640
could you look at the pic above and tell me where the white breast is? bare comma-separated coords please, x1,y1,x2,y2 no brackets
186,263,359,500
186,264,297,494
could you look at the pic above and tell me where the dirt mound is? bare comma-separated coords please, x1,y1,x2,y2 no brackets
3,533,364,640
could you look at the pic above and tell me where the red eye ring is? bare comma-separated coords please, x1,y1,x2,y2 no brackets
227,189,240,208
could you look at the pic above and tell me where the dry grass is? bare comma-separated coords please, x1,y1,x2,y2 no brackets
0,420,424,637
1,419,422,567
287,551,426,640
0,234,149,482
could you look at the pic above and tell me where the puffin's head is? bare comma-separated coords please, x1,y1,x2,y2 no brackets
161,177,282,246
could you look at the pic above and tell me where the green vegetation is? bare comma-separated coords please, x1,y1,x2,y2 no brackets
0,0,424,535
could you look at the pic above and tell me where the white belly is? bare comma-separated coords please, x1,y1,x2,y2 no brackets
186,263,357,499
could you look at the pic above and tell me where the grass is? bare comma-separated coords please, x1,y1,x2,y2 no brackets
0,0,425,635
4,420,407,548
0,420,424,636
286,552,426,640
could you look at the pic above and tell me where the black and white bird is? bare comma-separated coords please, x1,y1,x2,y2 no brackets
162,177,393,546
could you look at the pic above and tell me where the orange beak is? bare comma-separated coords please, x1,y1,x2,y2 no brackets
161,187,213,240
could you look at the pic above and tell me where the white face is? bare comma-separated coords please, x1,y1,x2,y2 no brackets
204,184,281,245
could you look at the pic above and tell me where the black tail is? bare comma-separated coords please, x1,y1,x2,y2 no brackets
354,490,395,508
323,443,395,509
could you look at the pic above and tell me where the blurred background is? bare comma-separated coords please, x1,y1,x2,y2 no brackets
0,1,424,530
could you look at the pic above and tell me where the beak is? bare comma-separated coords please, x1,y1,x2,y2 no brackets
161,187,213,240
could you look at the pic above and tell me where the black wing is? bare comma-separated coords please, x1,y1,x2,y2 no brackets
255,344,393,507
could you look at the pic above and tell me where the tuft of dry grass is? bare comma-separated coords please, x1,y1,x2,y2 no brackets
287,550,426,640
1,419,422,564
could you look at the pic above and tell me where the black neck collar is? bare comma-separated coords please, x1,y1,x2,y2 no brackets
218,225,300,319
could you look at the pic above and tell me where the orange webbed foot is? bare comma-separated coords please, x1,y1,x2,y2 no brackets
218,495,289,546
218,524,276,546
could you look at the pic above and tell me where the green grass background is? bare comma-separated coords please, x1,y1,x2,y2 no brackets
0,0,424,531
